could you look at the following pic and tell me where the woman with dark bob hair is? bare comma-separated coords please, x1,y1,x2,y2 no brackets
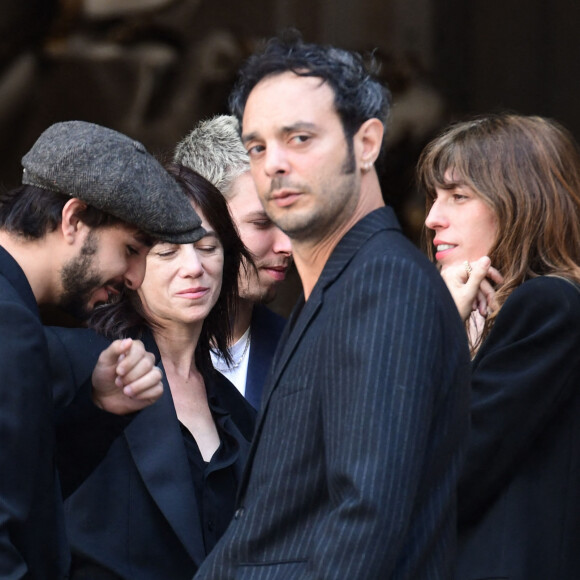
419,114,580,580
49,163,256,579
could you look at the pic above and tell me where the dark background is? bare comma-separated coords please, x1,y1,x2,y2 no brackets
2,0,579,239
1,0,578,318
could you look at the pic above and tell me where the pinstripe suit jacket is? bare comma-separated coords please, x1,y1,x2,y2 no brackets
194,207,471,580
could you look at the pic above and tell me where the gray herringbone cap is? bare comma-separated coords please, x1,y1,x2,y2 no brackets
21,121,205,244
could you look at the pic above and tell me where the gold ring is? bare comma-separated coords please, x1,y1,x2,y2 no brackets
464,261,472,279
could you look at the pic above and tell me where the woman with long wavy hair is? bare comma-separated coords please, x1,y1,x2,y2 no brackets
419,114,580,580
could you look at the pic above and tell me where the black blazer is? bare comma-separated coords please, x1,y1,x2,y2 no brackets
456,276,580,580
49,327,256,580
244,304,287,409
0,248,122,578
195,207,471,579
0,246,69,578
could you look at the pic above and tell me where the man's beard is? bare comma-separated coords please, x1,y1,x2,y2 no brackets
58,231,105,320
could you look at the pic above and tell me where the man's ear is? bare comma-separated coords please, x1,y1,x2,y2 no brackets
60,198,88,244
354,118,384,170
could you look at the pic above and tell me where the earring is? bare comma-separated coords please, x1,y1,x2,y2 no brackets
362,161,373,173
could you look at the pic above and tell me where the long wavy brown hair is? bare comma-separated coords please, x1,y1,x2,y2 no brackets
417,113,580,349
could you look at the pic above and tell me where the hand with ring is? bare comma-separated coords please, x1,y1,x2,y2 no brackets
440,257,503,321
464,260,473,279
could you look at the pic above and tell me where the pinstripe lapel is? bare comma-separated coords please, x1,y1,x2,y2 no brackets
238,207,401,498
264,208,399,404
236,289,323,501
263,288,323,406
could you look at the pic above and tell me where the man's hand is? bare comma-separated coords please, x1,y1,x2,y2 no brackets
91,338,163,415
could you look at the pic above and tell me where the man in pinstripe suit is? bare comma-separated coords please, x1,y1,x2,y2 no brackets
194,33,471,580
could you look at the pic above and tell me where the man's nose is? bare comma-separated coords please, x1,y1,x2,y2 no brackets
264,143,290,177
124,255,146,289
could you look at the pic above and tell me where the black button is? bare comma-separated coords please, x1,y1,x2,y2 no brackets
234,507,245,519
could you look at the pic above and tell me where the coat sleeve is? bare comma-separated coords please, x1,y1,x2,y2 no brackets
458,277,580,523
311,256,468,578
48,327,134,497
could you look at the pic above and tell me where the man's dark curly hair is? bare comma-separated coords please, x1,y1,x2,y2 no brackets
229,30,392,147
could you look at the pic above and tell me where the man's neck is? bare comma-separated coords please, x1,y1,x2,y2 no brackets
0,230,58,304
232,297,254,345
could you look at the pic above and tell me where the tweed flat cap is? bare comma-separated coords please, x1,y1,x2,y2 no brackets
21,121,205,244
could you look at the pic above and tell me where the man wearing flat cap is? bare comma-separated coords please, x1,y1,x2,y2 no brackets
0,120,204,578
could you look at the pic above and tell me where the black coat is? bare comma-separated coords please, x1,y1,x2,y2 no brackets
0,245,69,578
49,327,256,579
244,304,287,409
457,276,580,580
0,247,126,578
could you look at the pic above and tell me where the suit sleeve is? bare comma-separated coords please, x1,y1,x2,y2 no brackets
458,277,580,523
311,257,462,577
0,300,51,576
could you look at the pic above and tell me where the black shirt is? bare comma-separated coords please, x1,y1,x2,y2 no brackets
180,389,244,554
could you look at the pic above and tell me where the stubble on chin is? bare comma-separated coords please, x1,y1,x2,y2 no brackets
58,237,103,319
